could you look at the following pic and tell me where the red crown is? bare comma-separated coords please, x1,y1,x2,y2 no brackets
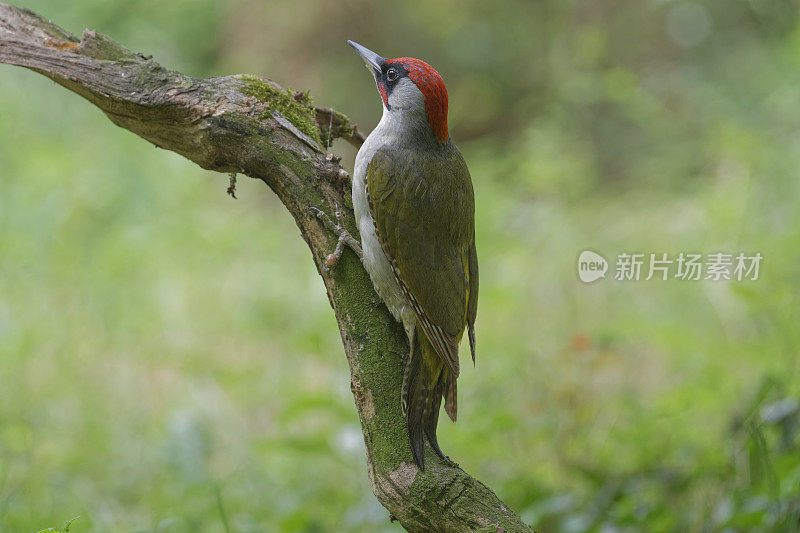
386,57,449,143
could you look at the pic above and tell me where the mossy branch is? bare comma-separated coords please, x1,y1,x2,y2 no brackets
0,3,532,531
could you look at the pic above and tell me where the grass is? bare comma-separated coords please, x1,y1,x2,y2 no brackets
36,516,81,533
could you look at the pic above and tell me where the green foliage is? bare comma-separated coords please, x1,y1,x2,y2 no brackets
2,0,800,532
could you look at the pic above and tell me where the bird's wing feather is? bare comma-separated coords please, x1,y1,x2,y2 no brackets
366,145,475,377
467,240,478,364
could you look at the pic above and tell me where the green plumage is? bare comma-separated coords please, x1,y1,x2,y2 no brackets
366,141,478,468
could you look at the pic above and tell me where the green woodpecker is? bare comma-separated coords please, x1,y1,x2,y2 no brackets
344,41,479,469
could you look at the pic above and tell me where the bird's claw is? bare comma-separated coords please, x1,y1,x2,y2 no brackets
307,204,364,271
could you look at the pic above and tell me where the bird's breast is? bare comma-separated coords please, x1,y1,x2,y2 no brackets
353,134,414,331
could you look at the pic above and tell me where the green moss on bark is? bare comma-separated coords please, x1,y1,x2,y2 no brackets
331,108,358,137
239,75,322,145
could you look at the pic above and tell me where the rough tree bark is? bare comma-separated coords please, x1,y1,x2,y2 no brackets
0,4,533,532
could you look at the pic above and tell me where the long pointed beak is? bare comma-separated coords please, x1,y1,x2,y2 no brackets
348,40,385,74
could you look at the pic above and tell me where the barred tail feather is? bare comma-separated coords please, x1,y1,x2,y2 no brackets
401,341,414,417
404,346,427,468
424,372,445,461
444,374,457,422
403,331,454,469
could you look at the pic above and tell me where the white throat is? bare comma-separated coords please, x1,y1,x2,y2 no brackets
372,77,438,148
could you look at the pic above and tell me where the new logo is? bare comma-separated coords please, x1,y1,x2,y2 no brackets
578,250,608,283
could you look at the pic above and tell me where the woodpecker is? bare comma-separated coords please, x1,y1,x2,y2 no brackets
337,41,479,469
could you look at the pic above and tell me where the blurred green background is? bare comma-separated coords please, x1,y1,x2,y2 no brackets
2,0,800,531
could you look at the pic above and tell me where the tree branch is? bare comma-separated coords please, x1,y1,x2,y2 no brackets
0,4,532,531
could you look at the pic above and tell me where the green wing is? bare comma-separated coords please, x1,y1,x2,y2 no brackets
366,144,476,376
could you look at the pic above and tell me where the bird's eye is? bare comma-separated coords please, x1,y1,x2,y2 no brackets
386,68,398,82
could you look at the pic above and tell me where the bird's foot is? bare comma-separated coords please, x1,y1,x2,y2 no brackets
308,204,363,271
